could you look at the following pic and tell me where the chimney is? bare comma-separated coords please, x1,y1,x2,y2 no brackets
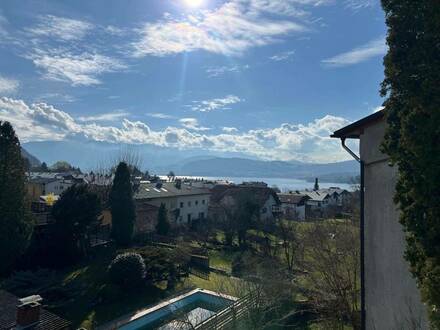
16,295,43,328
175,179,182,189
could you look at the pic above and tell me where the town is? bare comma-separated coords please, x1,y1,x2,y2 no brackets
0,0,438,329
1,132,360,329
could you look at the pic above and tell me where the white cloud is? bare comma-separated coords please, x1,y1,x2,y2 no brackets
192,95,242,112
206,64,250,77
322,37,387,67
0,76,19,94
179,117,211,131
269,50,295,61
27,15,93,41
104,25,126,36
344,0,376,10
30,51,126,86
147,112,176,119
78,110,130,122
0,97,354,162
36,93,76,103
131,1,306,57
372,105,384,113
222,126,238,133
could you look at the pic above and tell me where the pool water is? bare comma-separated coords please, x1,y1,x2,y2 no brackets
119,290,235,330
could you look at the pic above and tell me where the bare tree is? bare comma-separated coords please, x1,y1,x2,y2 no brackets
296,220,361,329
276,220,298,272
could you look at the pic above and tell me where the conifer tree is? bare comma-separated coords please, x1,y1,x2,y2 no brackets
381,0,440,326
110,162,135,245
0,121,33,274
156,203,170,236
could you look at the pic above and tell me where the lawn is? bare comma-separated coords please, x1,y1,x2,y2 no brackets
47,244,242,329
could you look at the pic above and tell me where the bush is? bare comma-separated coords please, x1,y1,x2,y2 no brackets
108,252,146,288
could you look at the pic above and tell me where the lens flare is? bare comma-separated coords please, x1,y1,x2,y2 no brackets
184,0,204,8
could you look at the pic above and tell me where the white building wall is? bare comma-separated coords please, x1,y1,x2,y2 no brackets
361,120,428,330
176,194,210,225
144,194,210,226
44,180,73,195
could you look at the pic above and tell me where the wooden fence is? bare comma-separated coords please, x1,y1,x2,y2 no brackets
195,293,257,330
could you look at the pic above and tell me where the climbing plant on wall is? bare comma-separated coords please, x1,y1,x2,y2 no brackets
381,0,440,327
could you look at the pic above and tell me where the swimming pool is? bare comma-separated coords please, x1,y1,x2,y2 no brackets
107,289,236,330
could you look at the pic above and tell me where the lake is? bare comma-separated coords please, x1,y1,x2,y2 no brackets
172,175,353,192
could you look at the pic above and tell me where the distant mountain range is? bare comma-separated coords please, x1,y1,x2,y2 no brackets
22,140,359,183
21,148,41,167
170,157,359,183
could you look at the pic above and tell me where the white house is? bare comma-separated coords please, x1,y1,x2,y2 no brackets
277,193,310,221
134,181,211,227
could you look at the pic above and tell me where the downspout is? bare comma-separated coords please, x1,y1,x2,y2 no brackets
341,137,365,330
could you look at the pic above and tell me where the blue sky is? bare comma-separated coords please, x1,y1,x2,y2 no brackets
0,0,386,163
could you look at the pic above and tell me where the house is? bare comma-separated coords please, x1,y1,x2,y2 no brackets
332,110,428,329
26,177,73,201
209,185,281,223
277,193,310,221
0,291,71,330
134,181,211,231
318,187,352,207
299,190,331,218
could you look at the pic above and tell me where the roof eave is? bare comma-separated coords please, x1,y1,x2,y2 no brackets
331,109,385,139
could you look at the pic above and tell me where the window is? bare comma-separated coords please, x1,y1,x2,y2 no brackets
187,214,191,224
180,202,184,208
202,199,205,205
199,212,205,219
188,201,191,207
195,200,198,205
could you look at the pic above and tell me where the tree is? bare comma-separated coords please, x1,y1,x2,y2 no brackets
277,221,298,272
0,121,34,274
380,0,440,326
297,221,360,329
51,184,101,264
41,162,48,171
108,252,146,288
235,193,260,247
51,160,72,172
314,178,319,191
167,171,175,182
110,162,135,245
156,203,170,236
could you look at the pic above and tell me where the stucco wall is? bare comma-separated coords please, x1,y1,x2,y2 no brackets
361,120,428,330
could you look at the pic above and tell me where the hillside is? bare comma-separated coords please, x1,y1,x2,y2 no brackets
21,148,41,167
172,157,359,183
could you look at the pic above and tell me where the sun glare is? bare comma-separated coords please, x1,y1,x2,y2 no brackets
184,0,204,8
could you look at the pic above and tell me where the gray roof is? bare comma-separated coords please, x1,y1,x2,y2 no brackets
134,182,211,200
28,177,60,184
317,187,348,195
0,290,71,330
302,190,331,202
278,193,310,205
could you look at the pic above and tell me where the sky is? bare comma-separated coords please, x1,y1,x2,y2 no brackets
0,0,387,163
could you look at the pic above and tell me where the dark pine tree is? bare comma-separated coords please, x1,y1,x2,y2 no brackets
0,121,33,274
156,203,170,236
51,184,101,264
110,162,135,245
381,0,440,326
314,178,319,191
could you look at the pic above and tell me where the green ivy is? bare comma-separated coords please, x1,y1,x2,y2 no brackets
380,0,440,327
